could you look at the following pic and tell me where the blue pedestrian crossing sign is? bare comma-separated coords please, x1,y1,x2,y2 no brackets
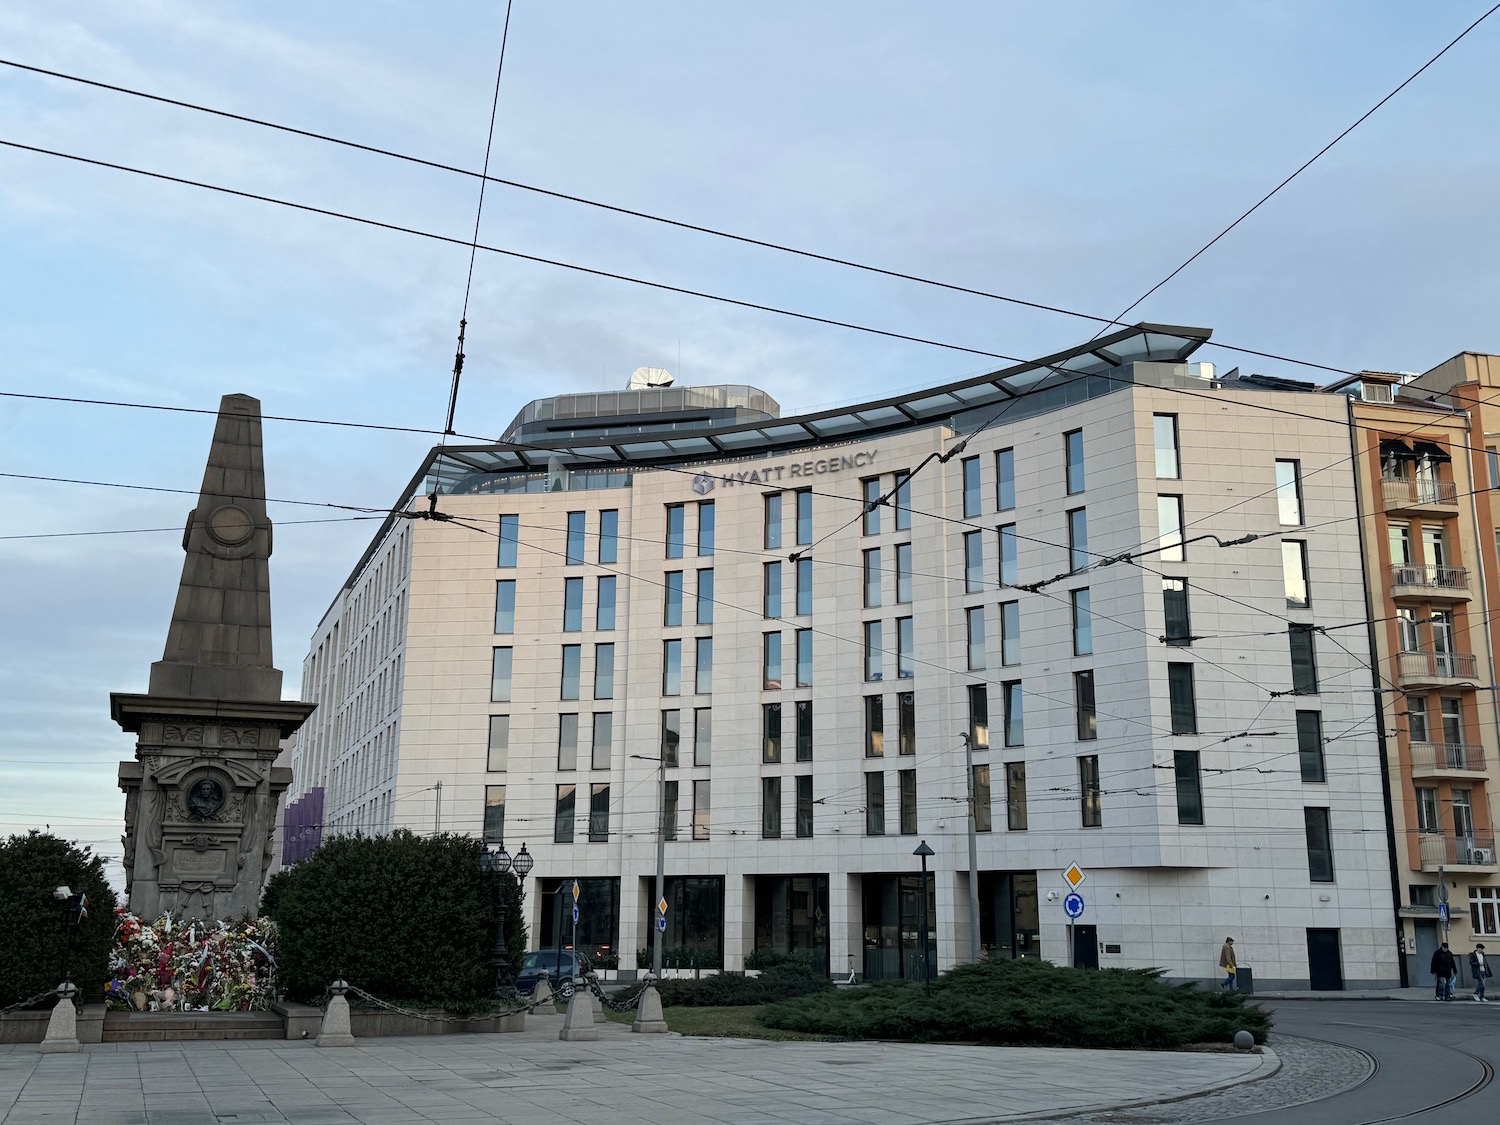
1438,902,1450,924
1063,892,1085,920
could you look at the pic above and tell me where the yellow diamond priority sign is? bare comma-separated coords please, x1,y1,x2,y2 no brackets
1062,863,1086,890
658,897,669,915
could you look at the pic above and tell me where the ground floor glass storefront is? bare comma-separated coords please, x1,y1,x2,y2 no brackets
538,877,620,964
861,873,937,981
752,874,830,974
978,871,1041,960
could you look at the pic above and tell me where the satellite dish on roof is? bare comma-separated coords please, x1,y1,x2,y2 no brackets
627,367,674,389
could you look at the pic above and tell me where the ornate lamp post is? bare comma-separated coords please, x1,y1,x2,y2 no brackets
913,840,935,997
480,842,513,997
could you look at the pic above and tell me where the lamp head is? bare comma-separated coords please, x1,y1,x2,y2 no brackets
513,843,534,879
913,841,935,859
53,885,72,901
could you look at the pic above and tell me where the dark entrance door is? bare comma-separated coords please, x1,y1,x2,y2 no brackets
1413,920,1439,990
1307,928,1344,990
861,873,936,981
1072,924,1098,969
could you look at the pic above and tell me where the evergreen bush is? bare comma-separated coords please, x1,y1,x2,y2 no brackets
621,957,828,1008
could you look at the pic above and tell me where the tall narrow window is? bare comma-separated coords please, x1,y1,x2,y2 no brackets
1157,496,1184,562
1075,670,1097,740
973,764,993,832
593,575,617,631
1290,625,1319,694
865,772,886,835
1305,807,1334,881
894,470,913,530
1416,786,1439,833
1174,750,1203,825
895,543,913,603
692,780,710,840
484,785,506,842
897,617,914,679
497,514,519,567
763,632,783,689
565,511,586,565
865,695,885,757
662,780,679,841
1064,429,1085,494
966,606,986,671
1276,460,1303,525
1154,414,1180,478
560,645,581,700
795,628,812,687
764,492,783,550
1003,681,1024,747
660,710,680,767
1168,663,1197,734
593,643,615,699
694,708,712,765
696,500,715,556
999,524,1019,585
996,448,1016,511
1389,522,1413,567
491,647,513,702
494,580,516,633
963,531,984,593
598,509,618,564
962,456,981,517
664,571,683,627
898,692,915,755
1000,601,1021,666
1006,762,1028,831
864,621,883,681
900,769,918,834
1441,698,1464,759
1071,588,1092,656
1068,509,1088,572
763,561,783,618
796,775,813,838
796,557,813,616
862,477,882,536
589,783,610,842
1163,579,1192,646
796,489,813,544
557,714,579,771
1489,446,1500,490
662,639,682,696
1079,755,1102,828
1282,541,1310,608
665,504,685,558
863,548,882,608
554,784,576,843
1407,693,1430,745
968,684,989,748
795,700,814,762
563,577,584,632
591,713,613,770
762,777,782,838
696,567,714,625
487,715,510,772
695,637,713,694
1297,711,1325,782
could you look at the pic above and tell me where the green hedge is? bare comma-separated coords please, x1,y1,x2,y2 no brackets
263,830,525,1006
635,946,723,971
760,957,1271,1049
0,831,118,1006
616,954,829,1008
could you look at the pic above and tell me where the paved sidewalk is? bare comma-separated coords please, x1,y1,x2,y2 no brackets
1254,986,1500,1001
0,1011,1273,1125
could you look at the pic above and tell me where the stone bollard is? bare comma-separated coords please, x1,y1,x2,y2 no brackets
317,979,356,1048
631,976,668,1034
558,976,597,1041
39,982,81,1054
530,970,556,1015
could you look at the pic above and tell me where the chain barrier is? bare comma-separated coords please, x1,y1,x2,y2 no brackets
1,988,60,1015
338,983,558,1024
586,973,644,1013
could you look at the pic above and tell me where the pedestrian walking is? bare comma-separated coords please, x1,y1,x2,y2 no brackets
1431,942,1457,1000
1470,944,1492,1002
1218,937,1237,991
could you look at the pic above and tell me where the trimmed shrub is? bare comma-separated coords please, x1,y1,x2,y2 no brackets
760,957,1271,1049
0,831,119,1006
622,957,829,1008
264,830,525,1006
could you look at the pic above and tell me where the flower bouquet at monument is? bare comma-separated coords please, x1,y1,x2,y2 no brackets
107,909,279,1011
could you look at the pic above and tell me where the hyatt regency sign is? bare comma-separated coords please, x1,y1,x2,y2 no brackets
693,449,878,493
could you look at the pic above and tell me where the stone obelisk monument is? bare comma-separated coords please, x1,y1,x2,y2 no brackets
112,394,315,923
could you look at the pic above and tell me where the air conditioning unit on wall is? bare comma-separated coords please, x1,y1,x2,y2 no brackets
1468,847,1494,865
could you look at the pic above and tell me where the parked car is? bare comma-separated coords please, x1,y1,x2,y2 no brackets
516,950,590,999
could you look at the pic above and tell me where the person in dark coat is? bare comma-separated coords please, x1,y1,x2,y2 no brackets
1431,942,1457,1000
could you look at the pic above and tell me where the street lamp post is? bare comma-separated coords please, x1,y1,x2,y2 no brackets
479,842,513,997
913,840,935,997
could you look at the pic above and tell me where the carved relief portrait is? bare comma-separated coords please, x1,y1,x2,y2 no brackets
187,778,226,820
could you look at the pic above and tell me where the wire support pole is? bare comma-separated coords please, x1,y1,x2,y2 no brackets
963,734,981,965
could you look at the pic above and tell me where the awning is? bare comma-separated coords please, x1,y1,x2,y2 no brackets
1379,438,1415,459
1413,440,1452,463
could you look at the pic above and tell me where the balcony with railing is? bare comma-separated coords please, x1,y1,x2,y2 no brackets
1389,564,1472,601
1382,476,1458,512
1398,650,1478,686
1417,833,1498,870
1409,741,1488,777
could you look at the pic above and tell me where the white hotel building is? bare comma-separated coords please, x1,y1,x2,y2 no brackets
284,323,1401,990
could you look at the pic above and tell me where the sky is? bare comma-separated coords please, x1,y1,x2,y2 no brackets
2,1,1497,890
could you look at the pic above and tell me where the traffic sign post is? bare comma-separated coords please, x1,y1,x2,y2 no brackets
1063,893,1085,920
1060,865,1086,968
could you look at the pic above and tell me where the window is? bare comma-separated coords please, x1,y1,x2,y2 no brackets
1064,430,1085,494
897,617,914,679
1168,663,1197,734
664,571,683,627
963,531,984,593
795,628,812,687
487,715,510,772
966,606,986,671
968,684,989,748
996,448,1015,511
1282,541,1310,608
864,621,883,681
1068,508,1088,572
1157,496,1184,562
764,493,783,549
596,576,617,630
1154,414,1180,478
763,703,782,763
865,695,885,757
662,639,682,695
491,647,513,702
594,644,615,699
1079,755,1102,827
898,692,915,755
696,568,714,625
1305,807,1334,881
695,637,713,694
1163,579,1192,646
1407,694,1430,745
1441,697,1464,753
1389,522,1413,567
566,511,586,565
764,561,783,618
1075,670,1097,740
895,543,913,603
589,783,610,842
1006,762,1028,831
665,504,685,558
863,548,882,607
497,514,519,567
962,456,981,517
692,780,710,840
694,708,712,765
1416,787,1440,833
762,777,782,838
558,714,579,771
973,764,993,832
554,784,576,843
663,780,679,841
660,710,680,767
795,700,814,762
796,775,813,838
1174,750,1203,825
563,577,584,631
894,470,913,530
865,772,885,835
1071,589,1091,656
899,769,918,834
494,580,516,634
1489,448,1500,492
1290,625,1319,694
1297,711,1325,782
696,501,715,556
560,645,581,700
862,477,882,535
796,557,813,615
1454,788,1475,838
995,600,1020,666
598,509,618,564
796,489,812,544
763,632,783,689
999,524,1019,585
484,785,506,842
1276,460,1303,525
585,714,609,774
1470,887,1500,935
